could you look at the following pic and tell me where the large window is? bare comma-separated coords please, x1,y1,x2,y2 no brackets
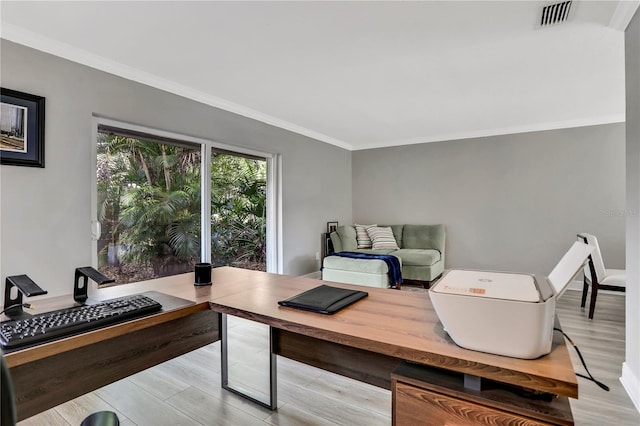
94,121,278,286
96,128,201,284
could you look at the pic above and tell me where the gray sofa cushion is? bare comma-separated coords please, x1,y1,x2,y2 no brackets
392,249,441,266
402,224,445,252
336,226,357,251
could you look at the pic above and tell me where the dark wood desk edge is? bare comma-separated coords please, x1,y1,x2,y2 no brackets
6,301,211,368
210,301,578,398
10,303,219,421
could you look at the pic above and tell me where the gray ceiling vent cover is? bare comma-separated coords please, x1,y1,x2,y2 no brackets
540,1,572,26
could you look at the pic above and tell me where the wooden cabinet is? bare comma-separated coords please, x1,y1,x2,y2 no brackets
392,362,573,426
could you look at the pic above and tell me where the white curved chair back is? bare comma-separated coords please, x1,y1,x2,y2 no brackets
577,233,606,283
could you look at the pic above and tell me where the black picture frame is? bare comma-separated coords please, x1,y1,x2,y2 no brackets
1,88,45,167
327,221,338,234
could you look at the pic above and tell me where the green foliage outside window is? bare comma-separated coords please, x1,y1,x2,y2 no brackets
97,133,266,284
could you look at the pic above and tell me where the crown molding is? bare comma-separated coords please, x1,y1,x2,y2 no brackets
0,23,353,151
0,23,625,153
354,114,626,151
609,0,640,31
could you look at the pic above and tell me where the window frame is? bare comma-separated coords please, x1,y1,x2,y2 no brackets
91,116,282,287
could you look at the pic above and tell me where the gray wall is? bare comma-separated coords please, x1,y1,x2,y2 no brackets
353,124,626,277
624,7,640,410
0,40,352,301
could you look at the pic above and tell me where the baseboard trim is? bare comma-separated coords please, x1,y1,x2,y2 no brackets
621,362,640,414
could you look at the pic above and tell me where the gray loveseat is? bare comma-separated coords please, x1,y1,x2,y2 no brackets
328,224,445,287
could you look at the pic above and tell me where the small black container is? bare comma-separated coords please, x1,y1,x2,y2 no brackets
194,263,212,286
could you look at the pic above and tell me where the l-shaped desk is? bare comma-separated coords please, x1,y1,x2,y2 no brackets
4,267,576,425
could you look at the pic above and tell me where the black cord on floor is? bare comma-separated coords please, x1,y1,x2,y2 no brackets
554,327,610,392
0,303,33,316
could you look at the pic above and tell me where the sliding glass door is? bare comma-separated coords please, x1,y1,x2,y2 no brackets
210,152,266,272
93,119,280,286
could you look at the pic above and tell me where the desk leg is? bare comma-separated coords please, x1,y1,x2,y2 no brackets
221,313,277,410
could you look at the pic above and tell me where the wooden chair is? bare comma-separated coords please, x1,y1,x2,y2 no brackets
577,233,626,319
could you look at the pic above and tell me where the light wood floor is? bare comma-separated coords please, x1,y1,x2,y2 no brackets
18,289,639,426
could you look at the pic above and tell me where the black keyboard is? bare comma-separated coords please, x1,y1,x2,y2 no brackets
0,294,162,350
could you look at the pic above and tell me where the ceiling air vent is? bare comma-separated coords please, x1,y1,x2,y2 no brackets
540,1,572,26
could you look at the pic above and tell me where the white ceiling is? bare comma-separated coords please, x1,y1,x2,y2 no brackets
0,1,633,151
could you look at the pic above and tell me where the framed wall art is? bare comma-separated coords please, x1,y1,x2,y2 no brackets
327,221,338,234
1,88,45,167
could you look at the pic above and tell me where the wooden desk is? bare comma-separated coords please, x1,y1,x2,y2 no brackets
3,273,222,421
208,268,576,425
5,267,577,424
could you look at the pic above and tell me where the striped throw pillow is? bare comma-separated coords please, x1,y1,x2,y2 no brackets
366,226,399,250
354,224,376,249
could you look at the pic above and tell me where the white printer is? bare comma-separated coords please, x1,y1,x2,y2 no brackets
429,241,594,359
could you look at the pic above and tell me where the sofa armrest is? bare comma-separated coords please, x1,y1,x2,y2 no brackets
333,225,358,251
330,231,343,253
